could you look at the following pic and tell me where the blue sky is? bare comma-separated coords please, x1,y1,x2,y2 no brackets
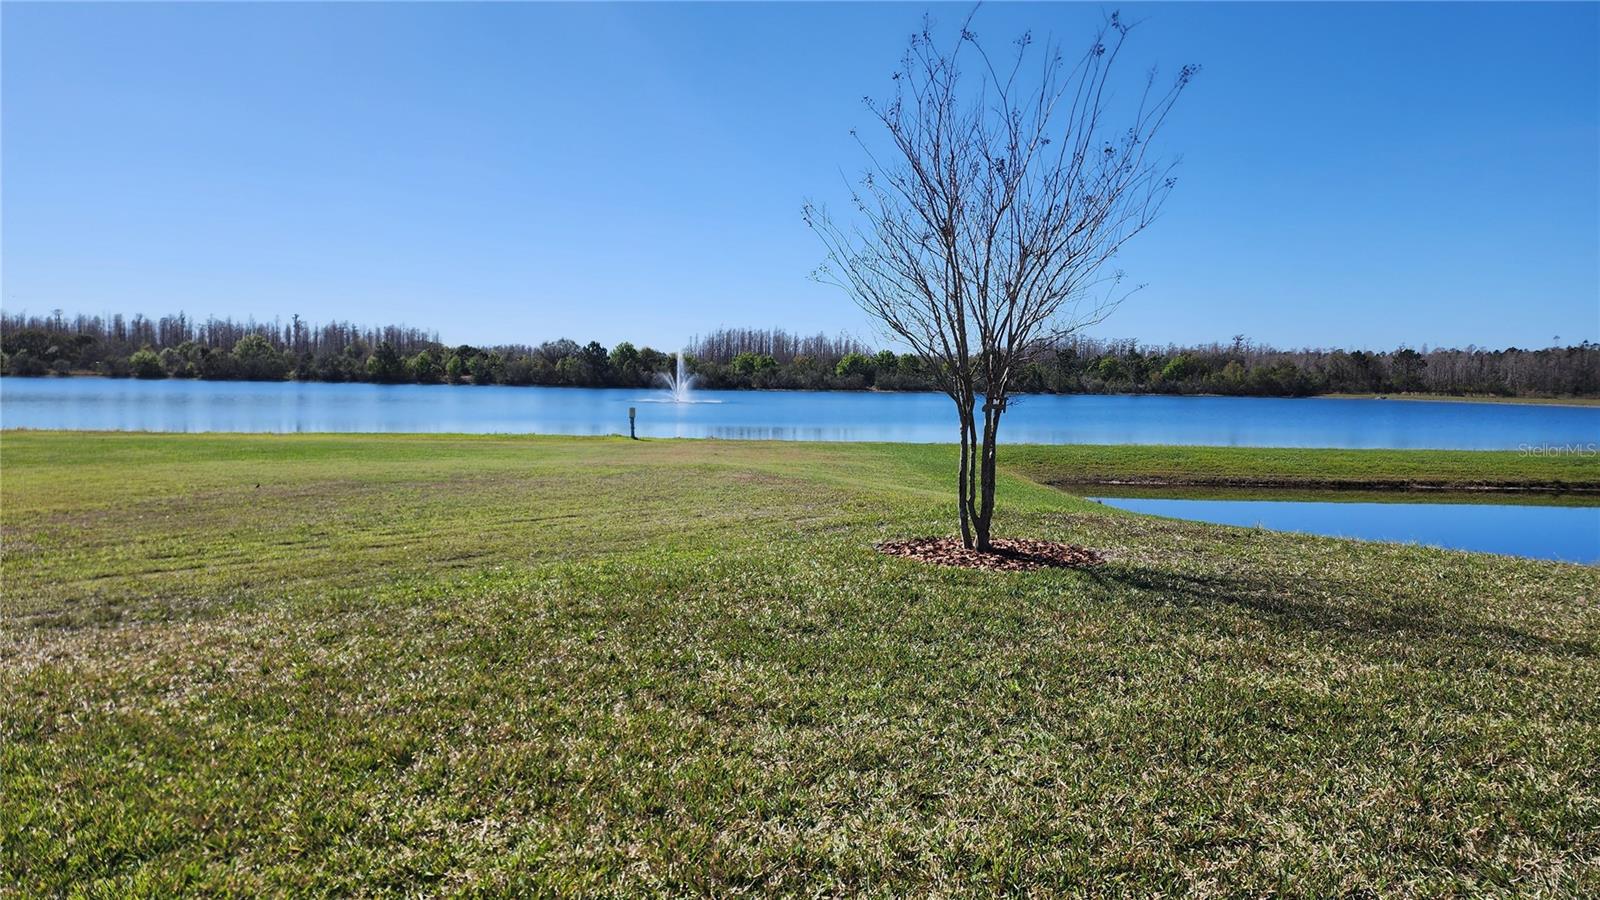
3,2,1596,351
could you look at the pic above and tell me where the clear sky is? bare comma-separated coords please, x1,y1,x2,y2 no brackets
3,2,1596,352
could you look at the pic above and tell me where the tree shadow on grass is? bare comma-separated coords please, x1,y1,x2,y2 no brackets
1084,563,1596,662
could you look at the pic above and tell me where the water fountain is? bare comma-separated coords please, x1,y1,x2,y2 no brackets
658,350,696,403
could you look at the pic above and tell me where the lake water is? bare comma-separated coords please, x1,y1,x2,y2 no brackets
4,377,1598,449
1092,496,1600,564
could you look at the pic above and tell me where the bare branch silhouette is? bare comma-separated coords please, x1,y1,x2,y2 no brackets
806,10,1197,549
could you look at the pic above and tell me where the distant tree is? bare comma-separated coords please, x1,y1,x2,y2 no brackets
501,355,537,385
365,341,406,383
1,330,52,359
1391,347,1427,392
290,350,316,381
787,354,824,389
316,351,360,383
581,341,609,371
130,346,165,379
469,351,504,385
1095,357,1129,385
731,351,777,377
6,305,1595,399
835,352,872,382
232,334,288,381
445,353,466,384
807,12,1195,548
638,347,669,379
1212,360,1247,394
536,338,580,366
72,334,96,352
158,347,189,377
1014,361,1049,393
1160,354,1199,383
8,349,47,373
609,341,643,384
407,349,443,384
197,349,238,380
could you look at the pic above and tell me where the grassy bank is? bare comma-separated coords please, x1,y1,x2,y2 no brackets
1006,443,1600,497
3,432,1598,894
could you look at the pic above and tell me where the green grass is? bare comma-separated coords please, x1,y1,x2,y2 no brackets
1007,443,1600,496
3,432,1598,895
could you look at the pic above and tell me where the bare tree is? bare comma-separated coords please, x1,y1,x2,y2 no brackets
805,11,1196,550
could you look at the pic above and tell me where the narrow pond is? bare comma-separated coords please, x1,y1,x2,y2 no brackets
1091,497,1600,564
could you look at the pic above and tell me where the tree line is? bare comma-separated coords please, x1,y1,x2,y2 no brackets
2,312,1595,397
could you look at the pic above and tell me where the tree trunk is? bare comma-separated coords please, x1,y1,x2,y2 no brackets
955,401,974,548
973,401,1002,551
964,411,980,547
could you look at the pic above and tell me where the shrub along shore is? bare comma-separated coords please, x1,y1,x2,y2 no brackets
3,432,1597,893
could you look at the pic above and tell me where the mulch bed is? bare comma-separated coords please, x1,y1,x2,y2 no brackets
876,537,1105,572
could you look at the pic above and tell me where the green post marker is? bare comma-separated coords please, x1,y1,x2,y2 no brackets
628,406,637,440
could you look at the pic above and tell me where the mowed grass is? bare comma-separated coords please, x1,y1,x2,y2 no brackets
2,432,1598,895
1006,443,1600,493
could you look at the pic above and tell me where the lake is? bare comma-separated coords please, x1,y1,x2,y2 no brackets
1092,496,1600,564
4,377,1598,449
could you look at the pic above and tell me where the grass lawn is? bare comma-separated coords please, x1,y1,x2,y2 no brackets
1006,443,1600,496
3,432,1598,895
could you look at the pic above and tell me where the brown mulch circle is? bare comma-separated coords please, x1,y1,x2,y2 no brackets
876,537,1105,572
